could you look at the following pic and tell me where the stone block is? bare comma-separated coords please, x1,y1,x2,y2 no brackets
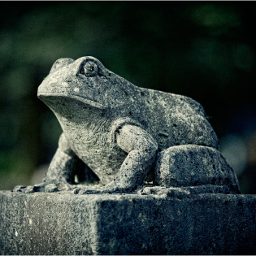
1,190,256,254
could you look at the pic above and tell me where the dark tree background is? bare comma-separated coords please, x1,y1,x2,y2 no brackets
0,2,256,193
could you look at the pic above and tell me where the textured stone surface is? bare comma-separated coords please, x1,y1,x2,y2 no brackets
14,56,239,194
154,145,240,193
1,190,256,255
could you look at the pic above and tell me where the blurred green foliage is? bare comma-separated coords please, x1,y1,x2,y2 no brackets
0,2,256,192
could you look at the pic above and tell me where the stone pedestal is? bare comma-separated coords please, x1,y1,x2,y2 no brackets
1,190,256,254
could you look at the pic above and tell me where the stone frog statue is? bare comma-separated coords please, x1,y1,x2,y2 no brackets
14,56,240,195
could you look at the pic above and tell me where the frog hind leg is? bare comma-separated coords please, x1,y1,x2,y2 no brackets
153,145,241,194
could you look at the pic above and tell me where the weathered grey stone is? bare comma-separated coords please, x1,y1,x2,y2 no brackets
154,145,240,193
1,190,256,255
13,56,240,194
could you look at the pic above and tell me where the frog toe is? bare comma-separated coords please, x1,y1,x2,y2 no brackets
73,187,101,195
77,188,93,195
33,181,67,192
13,185,38,193
73,188,81,194
24,185,37,193
13,185,27,192
45,184,58,193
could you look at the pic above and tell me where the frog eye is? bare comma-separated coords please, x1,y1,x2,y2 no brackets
80,61,98,77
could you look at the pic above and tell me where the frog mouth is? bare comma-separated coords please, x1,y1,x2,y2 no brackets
37,92,106,109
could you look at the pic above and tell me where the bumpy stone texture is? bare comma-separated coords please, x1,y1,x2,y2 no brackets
1,190,256,255
13,56,240,194
154,145,240,193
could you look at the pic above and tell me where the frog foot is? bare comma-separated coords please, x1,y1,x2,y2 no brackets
73,185,104,195
73,183,120,195
13,185,27,193
137,186,191,199
13,182,77,193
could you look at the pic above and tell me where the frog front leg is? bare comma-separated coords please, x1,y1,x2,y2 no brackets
14,133,79,193
75,124,158,194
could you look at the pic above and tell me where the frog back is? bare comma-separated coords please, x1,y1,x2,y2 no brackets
116,87,219,151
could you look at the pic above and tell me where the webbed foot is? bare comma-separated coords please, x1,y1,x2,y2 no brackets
73,187,102,195
13,185,27,193
137,186,191,199
13,182,77,193
73,183,120,195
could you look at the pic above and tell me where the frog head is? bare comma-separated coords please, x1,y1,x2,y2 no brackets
38,56,134,113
